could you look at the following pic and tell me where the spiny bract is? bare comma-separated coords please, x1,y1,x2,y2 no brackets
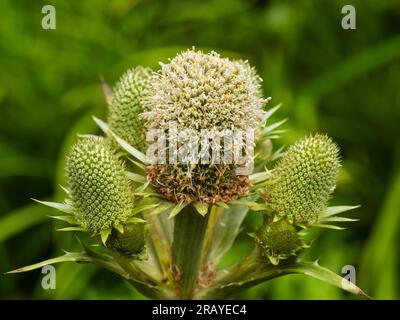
66,137,134,233
143,48,266,132
267,134,340,224
255,219,300,261
108,66,152,152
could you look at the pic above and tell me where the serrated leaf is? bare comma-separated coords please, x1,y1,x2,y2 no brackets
194,203,209,216
201,258,370,299
32,199,74,214
6,252,91,274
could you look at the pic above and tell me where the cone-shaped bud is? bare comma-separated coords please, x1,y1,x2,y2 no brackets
66,137,134,233
106,223,147,258
108,66,152,152
267,134,340,224
255,218,300,264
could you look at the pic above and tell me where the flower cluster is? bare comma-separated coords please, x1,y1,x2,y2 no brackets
14,48,364,301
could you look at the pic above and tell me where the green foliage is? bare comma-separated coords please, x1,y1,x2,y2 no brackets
0,0,399,299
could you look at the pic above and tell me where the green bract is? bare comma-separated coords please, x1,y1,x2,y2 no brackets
66,137,134,234
108,66,153,152
267,134,340,224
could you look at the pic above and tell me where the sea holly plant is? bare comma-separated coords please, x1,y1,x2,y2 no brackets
8,48,369,300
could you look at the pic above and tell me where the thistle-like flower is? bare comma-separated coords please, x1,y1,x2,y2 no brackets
143,49,266,132
253,218,301,265
11,48,366,301
143,49,268,204
66,137,134,234
267,134,340,224
108,67,152,152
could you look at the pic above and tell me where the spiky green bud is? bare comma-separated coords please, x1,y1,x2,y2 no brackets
254,219,300,264
267,134,340,224
108,66,152,152
66,137,134,234
106,223,147,258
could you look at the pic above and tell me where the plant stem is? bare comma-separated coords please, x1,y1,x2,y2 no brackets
172,204,210,299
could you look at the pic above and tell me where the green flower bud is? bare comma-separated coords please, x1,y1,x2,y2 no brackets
108,66,152,152
106,223,147,258
254,219,300,264
267,134,340,224
66,137,134,234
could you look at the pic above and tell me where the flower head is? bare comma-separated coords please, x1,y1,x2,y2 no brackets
267,134,340,224
143,49,266,132
66,137,134,233
108,66,152,152
143,49,268,204
254,218,301,264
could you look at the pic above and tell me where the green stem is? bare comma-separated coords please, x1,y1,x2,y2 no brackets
172,204,210,299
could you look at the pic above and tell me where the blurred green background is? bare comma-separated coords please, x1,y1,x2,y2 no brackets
0,0,399,299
